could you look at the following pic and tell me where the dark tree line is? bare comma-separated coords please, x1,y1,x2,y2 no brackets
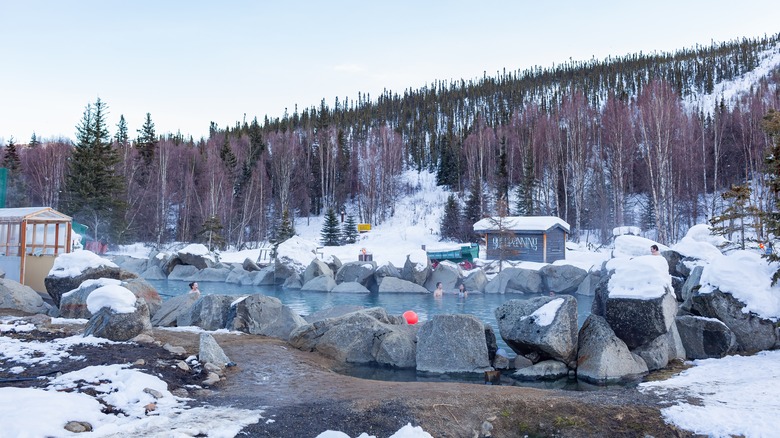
2,33,780,247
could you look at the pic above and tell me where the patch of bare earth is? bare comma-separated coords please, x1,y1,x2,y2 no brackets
1,313,693,437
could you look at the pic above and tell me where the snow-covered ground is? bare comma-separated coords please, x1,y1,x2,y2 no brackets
12,169,780,436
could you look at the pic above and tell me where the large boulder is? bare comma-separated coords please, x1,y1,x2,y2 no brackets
155,252,183,276
576,315,648,384
140,265,167,280
484,267,544,294
121,277,162,317
167,265,199,281
512,360,569,381
374,262,401,286
495,296,578,365
423,261,460,292
301,276,337,292
151,292,200,327
335,261,377,290
685,289,777,354
603,290,678,350
415,314,492,373
631,323,686,371
462,269,488,293
378,277,429,294
596,256,678,349
242,258,261,272
45,250,134,307
111,256,149,276
540,264,588,294
680,266,704,302
194,266,232,283
675,315,738,359
401,250,430,286
0,278,52,315
177,244,218,270
225,266,257,286
331,282,370,294
374,325,419,369
230,294,306,341
253,266,276,286
302,258,334,285
177,294,235,330
59,278,121,319
290,308,416,368
199,332,232,368
323,255,343,276
304,305,365,323
83,287,152,341
575,270,601,296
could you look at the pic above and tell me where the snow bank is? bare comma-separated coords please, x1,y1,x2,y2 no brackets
277,236,318,273
671,224,726,263
86,284,137,314
316,423,433,438
49,249,118,278
640,350,780,438
608,255,671,300
699,250,780,320
612,235,667,259
179,243,216,262
0,364,263,437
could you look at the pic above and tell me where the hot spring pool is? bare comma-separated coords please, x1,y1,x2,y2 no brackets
147,279,594,356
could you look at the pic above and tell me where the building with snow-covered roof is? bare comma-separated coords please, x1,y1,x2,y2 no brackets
473,216,569,263
0,207,73,292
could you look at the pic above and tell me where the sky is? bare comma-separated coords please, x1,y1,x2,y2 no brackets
1,0,779,144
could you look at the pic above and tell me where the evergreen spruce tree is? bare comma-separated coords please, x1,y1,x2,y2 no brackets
709,184,754,249
115,115,129,146
271,209,296,258
462,180,483,242
320,208,341,246
29,132,40,148
515,152,535,215
136,113,157,167
342,214,359,244
1,137,27,207
199,215,225,251
63,98,127,243
440,194,462,241
279,209,296,240
761,109,780,283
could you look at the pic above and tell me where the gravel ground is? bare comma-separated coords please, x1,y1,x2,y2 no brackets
1,312,693,437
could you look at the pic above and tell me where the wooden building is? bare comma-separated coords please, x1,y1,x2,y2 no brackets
473,216,569,263
0,207,73,292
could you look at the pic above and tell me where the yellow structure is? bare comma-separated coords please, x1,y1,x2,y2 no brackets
0,207,72,292
357,223,371,233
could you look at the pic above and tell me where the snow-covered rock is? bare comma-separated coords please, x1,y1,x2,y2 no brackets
495,296,578,366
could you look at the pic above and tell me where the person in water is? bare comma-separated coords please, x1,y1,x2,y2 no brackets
457,283,468,297
188,282,201,296
433,281,443,298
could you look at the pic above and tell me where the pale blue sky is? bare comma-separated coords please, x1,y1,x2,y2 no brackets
1,1,778,142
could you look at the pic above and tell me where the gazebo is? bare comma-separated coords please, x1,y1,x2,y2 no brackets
0,207,72,292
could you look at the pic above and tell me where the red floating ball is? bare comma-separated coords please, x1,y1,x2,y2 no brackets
403,310,418,325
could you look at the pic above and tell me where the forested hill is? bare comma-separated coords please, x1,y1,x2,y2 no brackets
252,33,780,170
5,33,780,250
